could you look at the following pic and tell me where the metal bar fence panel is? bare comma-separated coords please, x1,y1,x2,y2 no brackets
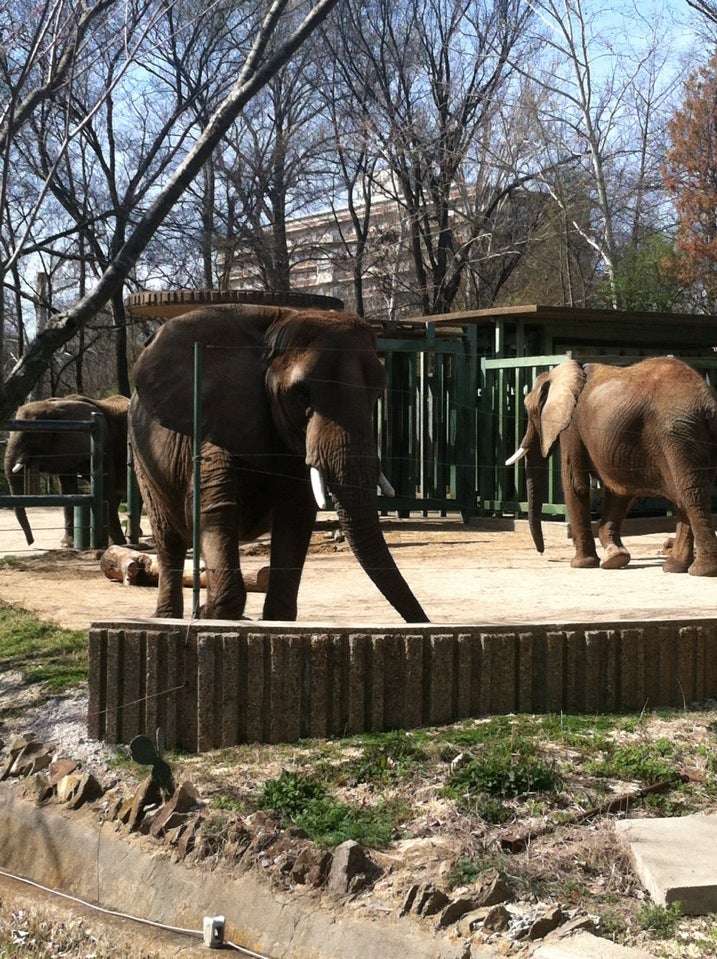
0,415,107,547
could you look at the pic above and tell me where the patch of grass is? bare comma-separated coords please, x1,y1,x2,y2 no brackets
211,794,245,812
257,769,405,848
636,900,682,939
585,738,679,784
344,730,427,784
444,742,561,808
0,601,86,691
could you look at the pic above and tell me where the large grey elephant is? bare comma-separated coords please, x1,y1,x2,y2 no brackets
128,304,429,622
5,394,130,547
507,356,717,575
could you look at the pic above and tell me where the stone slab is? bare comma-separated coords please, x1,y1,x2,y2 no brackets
616,813,717,914
535,931,657,959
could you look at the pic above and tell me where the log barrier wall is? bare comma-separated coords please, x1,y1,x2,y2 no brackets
87,618,717,753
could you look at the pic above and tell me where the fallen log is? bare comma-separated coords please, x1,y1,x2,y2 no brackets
99,546,270,592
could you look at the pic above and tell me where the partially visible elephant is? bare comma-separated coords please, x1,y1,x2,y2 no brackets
5,394,130,547
129,303,429,623
507,357,717,575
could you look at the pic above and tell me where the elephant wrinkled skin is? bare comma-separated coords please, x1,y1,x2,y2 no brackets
128,304,428,623
5,394,130,548
509,357,717,575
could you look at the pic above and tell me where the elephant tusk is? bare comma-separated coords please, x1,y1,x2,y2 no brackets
310,467,329,510
505,446,526,466
378,471,395,498
11,462,24,473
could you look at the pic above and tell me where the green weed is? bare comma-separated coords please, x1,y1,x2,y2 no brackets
585,739,679,784
257,769,405,848
636,900,682,939
445,742,561,807
345,730,427,784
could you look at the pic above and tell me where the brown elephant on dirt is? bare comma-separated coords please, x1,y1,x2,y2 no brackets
5,394,130,548
129,304,428,623
507,356,717,575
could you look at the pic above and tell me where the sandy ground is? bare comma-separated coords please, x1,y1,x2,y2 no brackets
0,506,715,630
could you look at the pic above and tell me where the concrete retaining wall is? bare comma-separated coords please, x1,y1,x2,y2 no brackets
87,618,717,752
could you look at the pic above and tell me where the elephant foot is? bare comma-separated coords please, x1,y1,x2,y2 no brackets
688,557,717,577
570,555,600,569
663,556,690,574
600,547,630,570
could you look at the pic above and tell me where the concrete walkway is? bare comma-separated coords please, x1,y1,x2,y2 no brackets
616,813,717,915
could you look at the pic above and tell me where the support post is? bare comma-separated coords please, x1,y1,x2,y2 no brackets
192,342,202,618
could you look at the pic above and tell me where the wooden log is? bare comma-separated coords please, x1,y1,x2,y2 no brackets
99,546,269,592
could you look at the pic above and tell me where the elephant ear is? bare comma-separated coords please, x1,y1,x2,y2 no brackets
538,359,586,457
131,306,282,453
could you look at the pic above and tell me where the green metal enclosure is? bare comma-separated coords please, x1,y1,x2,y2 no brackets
374,305,717,522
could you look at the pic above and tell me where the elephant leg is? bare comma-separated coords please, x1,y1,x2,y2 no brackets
154,530,188,617
663,515,693,573
597,490,632,570
59,476,79,548
198,447,245,619
106,490,127,546
682,485,717,576
262,482,316,621
563,451,599,568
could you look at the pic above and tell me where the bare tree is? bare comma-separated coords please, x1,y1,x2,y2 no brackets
326,0,540,317
525,0,682,308
0,0,341,421
214,36,329,292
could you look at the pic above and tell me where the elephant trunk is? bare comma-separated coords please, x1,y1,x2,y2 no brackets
333,491,429,623
6,460,34,545
525,446,548,554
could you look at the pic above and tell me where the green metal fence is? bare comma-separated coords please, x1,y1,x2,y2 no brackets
376,330,478,519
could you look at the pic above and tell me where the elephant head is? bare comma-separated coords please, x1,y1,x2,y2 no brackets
4,394,129,548
263,312,426,621
131,304,428,623
506,359,586,553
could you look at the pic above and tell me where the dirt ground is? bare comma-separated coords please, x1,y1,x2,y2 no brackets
0,506,714,630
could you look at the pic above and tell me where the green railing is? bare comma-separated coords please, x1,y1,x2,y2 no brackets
376,331,478,519
479,354,568,518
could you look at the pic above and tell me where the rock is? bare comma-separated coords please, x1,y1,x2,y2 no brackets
482,904,511,931
48,758,79,784
553,914,598,938
149,781,200,838
125,775,163,832
22,773,53,805
291,845,332,886
455,906,493,936
527,904,563,940
63,772,103,809
472,867,512,906
400,883,420,916
407,882,452,917
327,840,382,895
56,773,82,803
436,896,481,929
10,742,53,777
175,815,204,859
